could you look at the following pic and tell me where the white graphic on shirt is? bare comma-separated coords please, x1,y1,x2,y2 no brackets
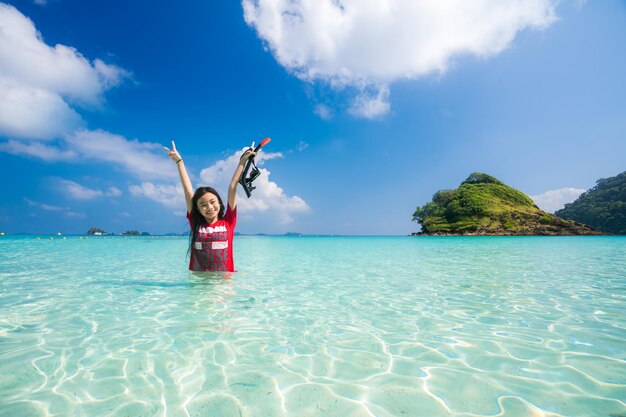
211,241,228,250
198,225,227,234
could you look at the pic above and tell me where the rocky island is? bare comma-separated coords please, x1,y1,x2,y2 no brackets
412,173,602,236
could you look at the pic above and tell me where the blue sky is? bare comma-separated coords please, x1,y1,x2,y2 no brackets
0,0,624,235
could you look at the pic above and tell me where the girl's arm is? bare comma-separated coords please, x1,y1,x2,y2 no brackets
164,140,193,213
228,149,255,210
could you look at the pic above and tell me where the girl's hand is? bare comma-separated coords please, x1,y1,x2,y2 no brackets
239,148,256,165
163,140,182,163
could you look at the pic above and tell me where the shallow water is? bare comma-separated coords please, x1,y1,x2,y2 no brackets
1,235,625,416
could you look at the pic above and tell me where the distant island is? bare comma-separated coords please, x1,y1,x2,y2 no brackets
412,172,602,236
121,230,151,236
555,170,625,235
85,227,151,236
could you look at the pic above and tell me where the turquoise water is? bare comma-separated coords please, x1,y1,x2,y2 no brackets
1,235,625,417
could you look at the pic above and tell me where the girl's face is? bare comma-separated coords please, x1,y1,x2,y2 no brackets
197,192,220,223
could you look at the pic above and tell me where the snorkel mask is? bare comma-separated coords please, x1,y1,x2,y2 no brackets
239,137,271,198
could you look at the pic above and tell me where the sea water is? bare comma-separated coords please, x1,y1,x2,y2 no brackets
0,235,624,417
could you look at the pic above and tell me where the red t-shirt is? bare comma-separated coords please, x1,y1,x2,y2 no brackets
187,204,237,272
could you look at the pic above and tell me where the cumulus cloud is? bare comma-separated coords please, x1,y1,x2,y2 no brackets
243,0,557,118
0,5,172,185
530,187,586,213
64,129,176,180
198,148,309,224
111,148,310,227
50,178,123,200
0,3,129,140
0,129,175,181
55,178,104,200
0,139,77,161
0,78,83,140
128,183,185,209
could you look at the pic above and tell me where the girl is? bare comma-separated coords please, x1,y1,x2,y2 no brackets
165,141,254,272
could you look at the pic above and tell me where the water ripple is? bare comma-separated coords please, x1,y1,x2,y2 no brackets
0,236,625,416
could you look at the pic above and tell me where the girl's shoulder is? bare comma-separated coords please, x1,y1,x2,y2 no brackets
224,204,237,221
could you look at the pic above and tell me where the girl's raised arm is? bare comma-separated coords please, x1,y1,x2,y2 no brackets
228,148,255,210
164,140,193,213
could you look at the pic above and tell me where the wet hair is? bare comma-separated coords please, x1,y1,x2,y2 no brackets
188,187,225,258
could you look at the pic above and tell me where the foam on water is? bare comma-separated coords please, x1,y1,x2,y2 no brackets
1,236,625,416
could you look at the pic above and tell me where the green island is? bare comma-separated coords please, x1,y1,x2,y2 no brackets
412,172,602,236
555,171,625,235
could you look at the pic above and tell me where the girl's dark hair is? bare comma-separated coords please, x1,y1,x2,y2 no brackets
188,187,225,258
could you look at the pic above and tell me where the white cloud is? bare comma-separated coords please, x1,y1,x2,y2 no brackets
54,178,103,200
0,3,128,105
199,148,309,224
24,197,63,211
0,78,83,139
314,104,333,120
0,3,129,140
16,141,304,219
0,6,171,186
296,140,309,151
348,85,390,118
1,128,176,181
129,182,185,209
106,186,122,197
49,178,123,200
530,187,586,213
24,196,87,218
1,128,176,180
0,139,77,161
64,129,176,180
243,0,557,118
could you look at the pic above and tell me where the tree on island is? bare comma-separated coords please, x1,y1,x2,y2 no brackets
555,170,625,234
413,172,600,235
86,227,106,235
